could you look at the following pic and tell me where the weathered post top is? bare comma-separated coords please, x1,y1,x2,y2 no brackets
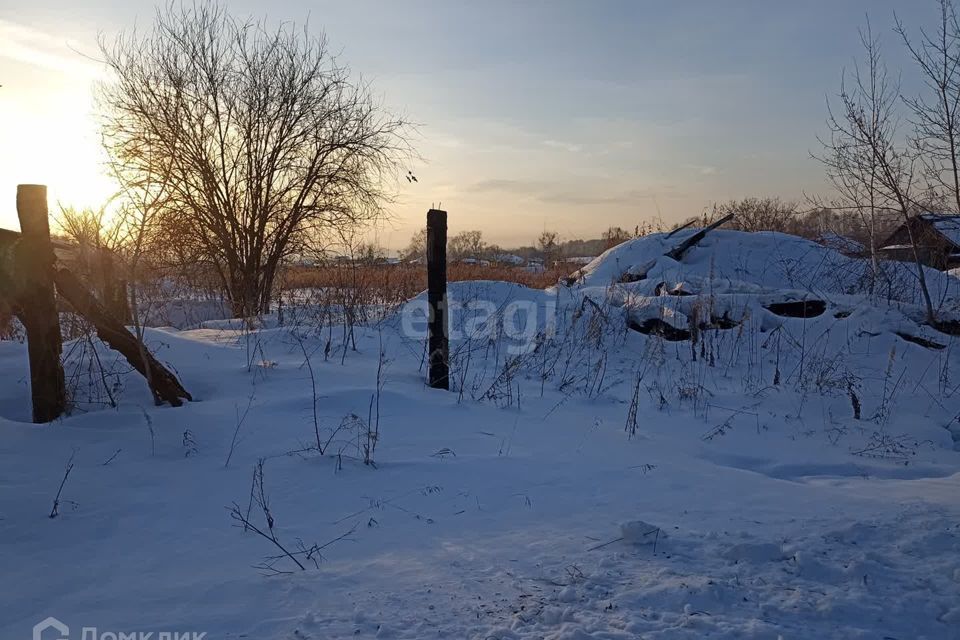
427,208,447,229
16,185,50,236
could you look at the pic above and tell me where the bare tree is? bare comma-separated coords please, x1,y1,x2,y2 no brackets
537,230,560,267
98,2,410,317
818,20,937,322
601,226,632,249
896,1,960,213
57,204,130,323
448,230,485,261
708,197,799,234
57,205,120,250
401,228,427,262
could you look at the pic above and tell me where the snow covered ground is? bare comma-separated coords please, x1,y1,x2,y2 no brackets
2,230,960,639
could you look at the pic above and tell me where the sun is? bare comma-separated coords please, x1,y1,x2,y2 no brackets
0,39,116,230
22,101,116,213
0,111,117,230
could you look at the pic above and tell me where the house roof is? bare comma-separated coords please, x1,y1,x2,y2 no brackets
918,213,960,248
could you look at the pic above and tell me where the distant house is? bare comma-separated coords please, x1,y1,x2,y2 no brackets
879,213,960,270
491,253,525,266
562,256,598,266
524,257,545,274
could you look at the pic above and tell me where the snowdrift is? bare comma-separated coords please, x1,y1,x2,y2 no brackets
1,228,959,639
574,228,957,304
565,229,960,345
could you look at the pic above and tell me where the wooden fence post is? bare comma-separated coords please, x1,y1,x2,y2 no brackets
426,208,449,389
15,184,67,422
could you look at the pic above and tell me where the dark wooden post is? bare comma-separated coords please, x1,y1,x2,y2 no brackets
15,184,67,422
426,209,449,389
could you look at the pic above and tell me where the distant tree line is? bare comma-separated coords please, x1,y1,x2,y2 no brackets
400,226,653,266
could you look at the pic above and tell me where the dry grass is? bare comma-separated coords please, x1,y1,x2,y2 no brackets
0,261,574,342
280,262,572,302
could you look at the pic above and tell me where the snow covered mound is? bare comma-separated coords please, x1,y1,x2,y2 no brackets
573,228,958,309
566,229,959,346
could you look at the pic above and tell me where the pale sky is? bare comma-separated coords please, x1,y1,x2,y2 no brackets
0,1,938,249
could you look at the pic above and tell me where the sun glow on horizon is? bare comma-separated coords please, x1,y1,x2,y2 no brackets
0,97,118,230
0,18,117,231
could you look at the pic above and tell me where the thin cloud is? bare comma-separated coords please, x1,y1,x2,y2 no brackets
683,163,719,176
543,139,582,153
538,187,680,206
466,179,682,206
0,19,100,78
466,179,546,195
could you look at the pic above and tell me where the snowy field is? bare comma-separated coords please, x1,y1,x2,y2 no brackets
2,230,960,639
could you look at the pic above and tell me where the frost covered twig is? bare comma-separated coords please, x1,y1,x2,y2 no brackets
625,371,642,438
291,329,322,452
224,388,255,468
229,502,306,571
49,449,78,518
229,458,304,571
101,448,122,466
257,521,360,573
364,338,387,466
141,408,155,456
230,458,360,574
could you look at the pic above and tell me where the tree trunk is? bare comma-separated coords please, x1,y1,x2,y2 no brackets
902,215,937,324
99,247,131,323
260,257,282,315
227,268,259,319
